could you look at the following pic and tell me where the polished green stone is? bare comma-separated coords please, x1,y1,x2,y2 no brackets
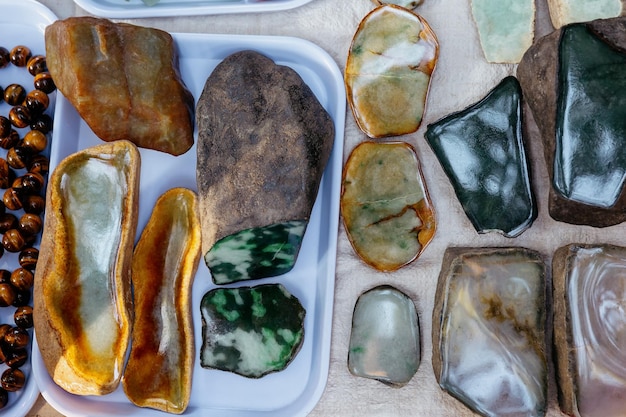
425,76,536,237
547,0,622,28
200,284,305,378
554,23,626,208
204,221,306,285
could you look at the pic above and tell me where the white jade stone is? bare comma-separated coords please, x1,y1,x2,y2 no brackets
348,286,420,387
547,0,623,29
471,0,535,63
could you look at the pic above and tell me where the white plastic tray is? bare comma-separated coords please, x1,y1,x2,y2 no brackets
73,0,315,19
32,32,345,416
0,0,58,415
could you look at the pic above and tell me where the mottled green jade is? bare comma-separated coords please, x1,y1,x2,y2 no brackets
425,76,536,237
200,284,305,378
341,141,436,271
547,0,622,28
554,23,626,208
348,285,420,387
432,247,547,417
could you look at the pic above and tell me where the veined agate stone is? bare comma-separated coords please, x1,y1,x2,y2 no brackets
341,141,435,271
553,244,626,417
345,5,438,138
425,76,536,238
371,0,423,9
348,285,420,387
470,0,535,63
547,0,623,28
517,17,626,227
200,284,305,378
432,247,547,417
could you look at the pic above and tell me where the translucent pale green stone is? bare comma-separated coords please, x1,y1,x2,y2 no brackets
471,0,535,63
548,0,622,28
200,284,305,378
348,285,420,387
434,247,547,417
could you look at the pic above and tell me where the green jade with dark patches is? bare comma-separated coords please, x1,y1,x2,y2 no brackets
205,221,306,285
425,76,536,237
554,23,626,208
200,283,305,378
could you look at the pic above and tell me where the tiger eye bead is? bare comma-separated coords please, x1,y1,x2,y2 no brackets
2,188,22,211
10,46,31,67
17,172,44,194
2,229,25,253
24,90,49,115
0,130,19,150
0,284,15,307
12,289,30,308
1,368,25,392
10,268,33,292
0,47,9,69
18,213,41,237
29,114,53,134
13,306,33,330
27,154,49,175
22,195,44,214
3,84,25,106
27,54,46,76
0,159,15,189
33,72,55,94
3,327,28,350
6,145,31,169
0,214,17,233
0,270,8,284
18,247,38,271
0,325,11,342
0,117,10,139
8,106,31,129
22,130,47,154
4,348,27,368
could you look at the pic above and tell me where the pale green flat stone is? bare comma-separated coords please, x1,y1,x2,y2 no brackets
548,0,622,28
471,0,535,63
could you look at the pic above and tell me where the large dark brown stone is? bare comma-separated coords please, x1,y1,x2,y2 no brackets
195,50,334,284
517,17,626,227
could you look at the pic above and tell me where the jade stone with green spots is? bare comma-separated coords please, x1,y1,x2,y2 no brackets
200,284,305,378
205,221,306,285
426,76,536,237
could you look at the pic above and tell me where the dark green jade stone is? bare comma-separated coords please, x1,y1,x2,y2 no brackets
200,283,305,378
554,23,626,208
425,76,536,237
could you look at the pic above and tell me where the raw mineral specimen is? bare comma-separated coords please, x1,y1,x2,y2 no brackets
345,5,438,138
200,284,305,378
425,76,536,238
553,244,626,417
348,285,420,387
432,247,547,417
195,50,334,284
547,0,623,28
341,141,435,271
517,17,626,227
470,0,535,63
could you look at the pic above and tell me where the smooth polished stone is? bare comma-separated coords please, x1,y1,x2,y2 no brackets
547,0,622,28
341,141,436,271
432,247,547,417
471,0,535,63
554,23,626,209
517,17,626,227
371,0,423,9
199,283,305,378
348,285,420,387
425,76,536,237
553,244,626,417
345,5,438,138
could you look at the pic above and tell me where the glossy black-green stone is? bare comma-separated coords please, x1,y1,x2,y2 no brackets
554,24,626,208
200,283,305,378
205,220,306,285
425,76,536,237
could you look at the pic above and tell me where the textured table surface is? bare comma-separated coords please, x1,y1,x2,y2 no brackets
27,0,619,416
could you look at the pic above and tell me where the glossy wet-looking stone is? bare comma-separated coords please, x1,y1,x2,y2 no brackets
344,4,438,138
426,76,536,237
341,141,435,271
553,244,626,417
348,285,420,387
432,247,547,417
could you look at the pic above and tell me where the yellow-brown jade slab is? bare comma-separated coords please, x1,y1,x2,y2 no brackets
553,244,626,417
122,188,201,414
34,140,140,396
345,5,438,138
341,141,435,271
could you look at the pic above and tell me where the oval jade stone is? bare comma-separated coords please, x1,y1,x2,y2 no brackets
345,5,439,138
341,141,435,271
